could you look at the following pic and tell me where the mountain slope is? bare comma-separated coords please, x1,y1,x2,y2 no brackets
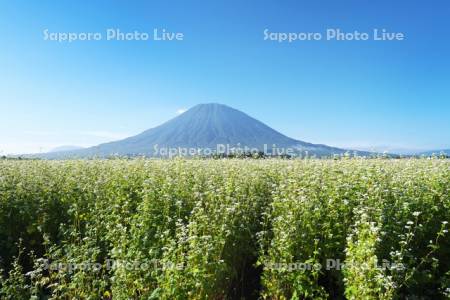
417,149,450,156
39,103,355,158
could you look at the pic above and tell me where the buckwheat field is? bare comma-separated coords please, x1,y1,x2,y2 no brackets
0,158,449,299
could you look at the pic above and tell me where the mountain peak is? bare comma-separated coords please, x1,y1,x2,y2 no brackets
188,103,237,113
193,102,228,107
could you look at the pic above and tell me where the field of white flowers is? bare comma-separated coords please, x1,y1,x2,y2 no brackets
0,158,449,299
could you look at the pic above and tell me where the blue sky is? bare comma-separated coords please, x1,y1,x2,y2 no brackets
0,0,449,154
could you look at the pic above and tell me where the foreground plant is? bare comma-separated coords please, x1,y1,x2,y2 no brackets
0,158,448,299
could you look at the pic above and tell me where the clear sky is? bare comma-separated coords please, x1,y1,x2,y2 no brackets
1,0,449,154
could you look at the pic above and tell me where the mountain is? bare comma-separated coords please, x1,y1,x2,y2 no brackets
38,103,363,158
348,146,430,156
49,145,84,153
417,149,450,157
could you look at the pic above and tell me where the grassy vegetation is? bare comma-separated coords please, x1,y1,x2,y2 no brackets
0,158,449,299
